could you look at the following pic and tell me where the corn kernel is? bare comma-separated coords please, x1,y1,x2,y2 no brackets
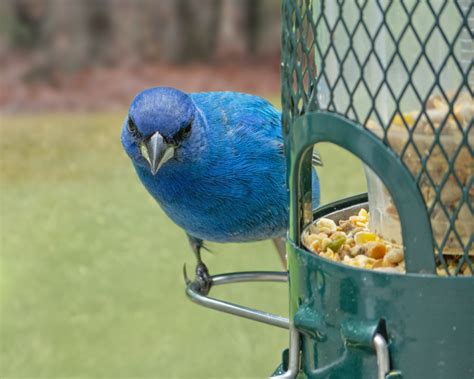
349,215,364,224
321,237,332,251
310,239,321,251
366,242,387,259
358,208,368,220
393,113,415,127
315,218,337,234
354,231,377,245
384,247,404,264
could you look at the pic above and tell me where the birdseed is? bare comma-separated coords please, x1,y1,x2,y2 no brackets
302,208,473,276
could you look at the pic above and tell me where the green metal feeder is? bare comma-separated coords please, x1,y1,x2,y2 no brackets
186,1,473,378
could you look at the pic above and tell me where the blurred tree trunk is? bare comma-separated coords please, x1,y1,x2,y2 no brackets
214,0,280,60
175,0,221,62
108,0,221,64
108,0,181,64
40,0,90,73
255,0,280,56
107,0,145,65
29,0,114,79
215,0,250,59
246,0,260,54
3,0,46,49
86,0,112,64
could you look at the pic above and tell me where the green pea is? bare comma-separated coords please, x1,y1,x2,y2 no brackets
326,236,346,252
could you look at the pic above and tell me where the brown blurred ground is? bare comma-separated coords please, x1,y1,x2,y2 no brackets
0,0,281,114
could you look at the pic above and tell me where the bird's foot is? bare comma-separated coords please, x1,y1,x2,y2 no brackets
194,262,212,295
183,262,213,296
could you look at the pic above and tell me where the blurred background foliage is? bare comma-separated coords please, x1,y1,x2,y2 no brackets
2,0,280,68
0,0,281,113
0,1,366,378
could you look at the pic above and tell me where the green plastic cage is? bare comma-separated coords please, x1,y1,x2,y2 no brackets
186,1,473,378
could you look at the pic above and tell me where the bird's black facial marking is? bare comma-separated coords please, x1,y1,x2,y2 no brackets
171,121,193,145
127,117,141,139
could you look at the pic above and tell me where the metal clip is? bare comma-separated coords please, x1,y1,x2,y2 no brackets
269,324,300,379
373,333,390,379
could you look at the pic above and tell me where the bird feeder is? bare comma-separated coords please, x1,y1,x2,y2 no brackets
278,0,473,378
186,1,473,378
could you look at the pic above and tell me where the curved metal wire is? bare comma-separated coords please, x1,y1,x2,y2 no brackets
185,271,289,329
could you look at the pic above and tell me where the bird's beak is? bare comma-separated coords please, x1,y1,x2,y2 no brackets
140,132,175,175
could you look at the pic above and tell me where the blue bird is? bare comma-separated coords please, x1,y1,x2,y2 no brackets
121,87,320,293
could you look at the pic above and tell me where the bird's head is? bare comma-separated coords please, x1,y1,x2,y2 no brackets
121,87,198,175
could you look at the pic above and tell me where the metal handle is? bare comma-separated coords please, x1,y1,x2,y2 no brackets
185,271,289,329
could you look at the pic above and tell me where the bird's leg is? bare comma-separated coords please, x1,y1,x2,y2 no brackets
272,237,287,270
187,234,212,295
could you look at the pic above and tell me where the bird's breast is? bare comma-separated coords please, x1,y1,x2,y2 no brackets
134,160,289,243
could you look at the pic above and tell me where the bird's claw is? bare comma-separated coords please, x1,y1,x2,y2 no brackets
183,264,191,285
183,262,212,296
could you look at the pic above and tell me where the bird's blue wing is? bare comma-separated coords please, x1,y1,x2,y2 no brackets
190,92,283,149
191,91,320,211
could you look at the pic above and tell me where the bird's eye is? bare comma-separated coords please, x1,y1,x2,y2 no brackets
127,117,140,138
173,122,192,144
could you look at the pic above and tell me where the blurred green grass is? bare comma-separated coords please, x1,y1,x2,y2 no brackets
0,109,365,378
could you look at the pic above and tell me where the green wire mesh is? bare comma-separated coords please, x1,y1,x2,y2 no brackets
281,0,473,276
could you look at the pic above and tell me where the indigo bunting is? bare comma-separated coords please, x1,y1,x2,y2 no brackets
121,87,320,293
